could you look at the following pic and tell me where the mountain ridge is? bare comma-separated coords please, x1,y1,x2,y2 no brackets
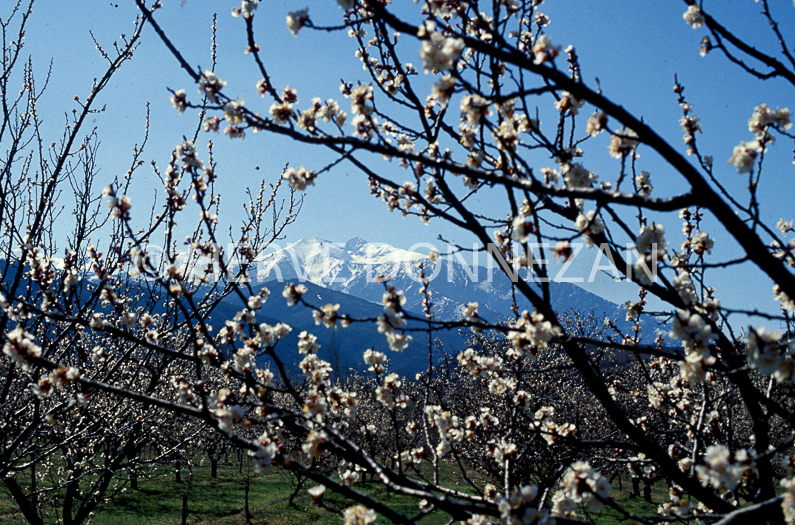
254,237,634,328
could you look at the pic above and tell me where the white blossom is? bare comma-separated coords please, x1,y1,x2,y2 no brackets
197,70,226,103
636,223,668,255
531,34,560,65
728,141,758,173
420,32,465,73
343,505,376,525
286,9,309,37
683,5,705,28
695,445,747,491
282,167,317,191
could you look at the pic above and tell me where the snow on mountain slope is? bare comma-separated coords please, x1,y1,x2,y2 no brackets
73,236,634,331
256,237,426,288
254,238,638,333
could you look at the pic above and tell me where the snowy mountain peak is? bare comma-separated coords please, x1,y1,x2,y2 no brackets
350,242,425,265
251,237,628,329
256,238,424,286
283,238,338,259
344,237,369,253
265,238,424,267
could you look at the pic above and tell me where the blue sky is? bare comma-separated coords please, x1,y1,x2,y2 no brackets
20,1,795,320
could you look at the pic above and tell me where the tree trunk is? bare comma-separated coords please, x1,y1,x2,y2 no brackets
129,443,139,490
3,477,44,525
30,462,38,512
244,478,253,522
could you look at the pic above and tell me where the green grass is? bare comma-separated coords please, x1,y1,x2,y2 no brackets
0,461,666,525
96,467,340,525
592,476,669,523
0,462,459,525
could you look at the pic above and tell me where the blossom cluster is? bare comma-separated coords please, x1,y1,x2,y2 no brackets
376,286,412,352
729,104,791,173
418,24,465,74
505,310,561,358
670,309,716,382
695,444,749,492
553,461,611,515
2,326,42,372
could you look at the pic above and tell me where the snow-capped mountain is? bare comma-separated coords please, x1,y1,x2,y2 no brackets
255,237,423,287
254,237,629,325
1,238,646,375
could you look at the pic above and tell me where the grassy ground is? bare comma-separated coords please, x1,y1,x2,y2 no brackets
0,462,665,524
0,462,457,525
589,476,669,523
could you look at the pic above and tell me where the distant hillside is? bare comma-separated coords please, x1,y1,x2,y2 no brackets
255,237,641,328
216,279,468,377
0,237,662,377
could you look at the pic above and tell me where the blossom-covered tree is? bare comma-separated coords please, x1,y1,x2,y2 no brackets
4,0,795,523
0,2,299,523
130,0,795,522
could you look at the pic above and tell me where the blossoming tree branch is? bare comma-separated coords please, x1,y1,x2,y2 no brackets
2,0,795,523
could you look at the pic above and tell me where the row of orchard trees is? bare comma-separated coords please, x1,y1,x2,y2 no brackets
1,0,795,523
0,1,303,522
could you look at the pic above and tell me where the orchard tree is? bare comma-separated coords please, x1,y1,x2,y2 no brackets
0,3,159,523
3,0,795,524
129,0,795,522
0,1,299,523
